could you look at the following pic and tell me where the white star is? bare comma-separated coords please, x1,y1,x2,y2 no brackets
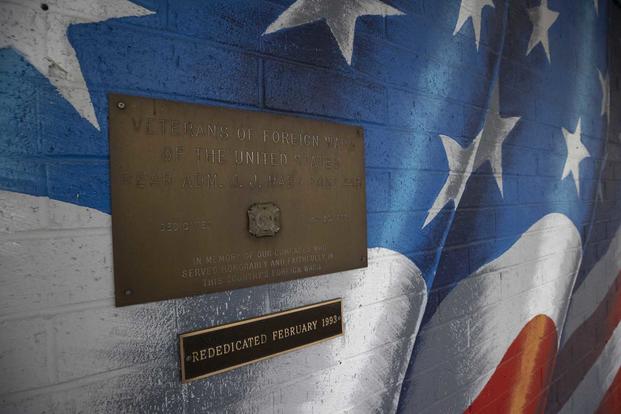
0,0,153,130
424,83,520,227
423,135,479,228
598,69,610,123
526,0,559,63
453,0,495,50
561,118,590,196
263,0,403,65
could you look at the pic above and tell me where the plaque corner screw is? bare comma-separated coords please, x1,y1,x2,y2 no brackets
124,288,133,296
117,101,126,110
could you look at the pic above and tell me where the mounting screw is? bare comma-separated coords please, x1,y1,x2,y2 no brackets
124,288,133,296
117,101,126,110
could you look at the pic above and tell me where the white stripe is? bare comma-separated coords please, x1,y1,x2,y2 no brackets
561,225,621,345
404,213,581,412
0,190,427,413
559,323,621,414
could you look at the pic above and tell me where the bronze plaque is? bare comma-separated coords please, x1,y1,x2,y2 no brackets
109,94,367,306
179,298,343,382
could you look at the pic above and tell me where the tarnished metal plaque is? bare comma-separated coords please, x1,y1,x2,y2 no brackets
179,299,343,382
109,94,367,306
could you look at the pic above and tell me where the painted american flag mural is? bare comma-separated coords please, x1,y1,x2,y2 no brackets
0,0,619,413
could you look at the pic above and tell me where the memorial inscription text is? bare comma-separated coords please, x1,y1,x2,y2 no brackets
179,299,343,382
109,94,367,306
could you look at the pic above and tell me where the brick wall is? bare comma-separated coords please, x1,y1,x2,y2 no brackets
1,1,620,413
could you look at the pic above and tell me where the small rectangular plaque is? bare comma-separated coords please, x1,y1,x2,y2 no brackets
179,298,343,382
109,94,367,306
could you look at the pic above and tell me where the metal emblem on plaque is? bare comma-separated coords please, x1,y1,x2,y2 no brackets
248,203,281,237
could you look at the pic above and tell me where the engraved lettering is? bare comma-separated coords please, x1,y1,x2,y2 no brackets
171,119,181,135
194,124,205,136
162,219,210,233
237,127,252,141
311,155,340,169
194,334,269,361
310,176,336,188
182,173,219,189
161,146,184,161
131,117,142,131
266,174,297,188
310,213,350,224
146,117,156,135
158,119,167,135
324,135,352,149
193,147,225,164
234,151,288,166
271,320,318,342
263,129,320,147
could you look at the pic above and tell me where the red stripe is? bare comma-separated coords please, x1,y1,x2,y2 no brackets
595,366,621,414
467,315,557,414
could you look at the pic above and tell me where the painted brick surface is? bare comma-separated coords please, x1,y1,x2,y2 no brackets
0,231,113,315
0,317,51,394
0,0,620,413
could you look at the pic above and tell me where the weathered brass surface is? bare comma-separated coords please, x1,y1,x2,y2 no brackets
179,298,343,382
108,94,367,306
